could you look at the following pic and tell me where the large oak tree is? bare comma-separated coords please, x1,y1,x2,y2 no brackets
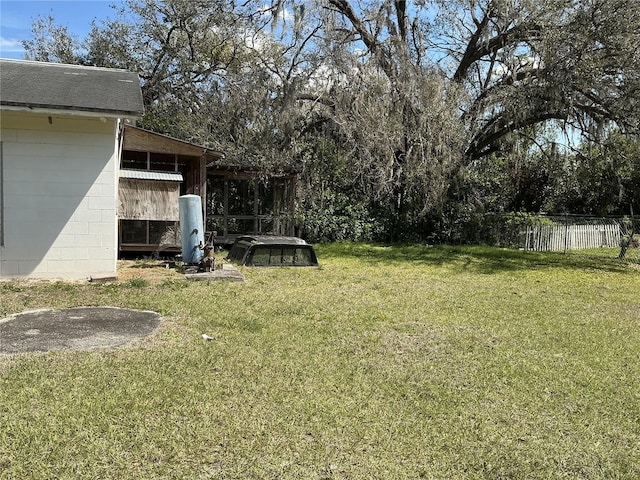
24,0,640,239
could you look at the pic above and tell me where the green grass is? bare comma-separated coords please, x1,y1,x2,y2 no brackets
1,244,639,479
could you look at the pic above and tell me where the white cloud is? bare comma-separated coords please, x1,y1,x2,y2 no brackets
259,2,294,23
0,37,25,55
492,54,542,79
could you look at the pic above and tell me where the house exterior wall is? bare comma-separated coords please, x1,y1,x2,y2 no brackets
0,111,120,279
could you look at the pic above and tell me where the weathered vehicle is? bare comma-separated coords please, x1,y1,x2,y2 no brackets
226,235,318,267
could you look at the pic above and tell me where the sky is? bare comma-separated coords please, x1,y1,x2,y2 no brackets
0,0,125,59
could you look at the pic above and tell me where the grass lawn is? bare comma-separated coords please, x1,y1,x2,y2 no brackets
1,244,639,479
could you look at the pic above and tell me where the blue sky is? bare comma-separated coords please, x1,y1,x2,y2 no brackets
0,0,125,59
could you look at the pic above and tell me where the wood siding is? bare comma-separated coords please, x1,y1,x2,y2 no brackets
118,178,180,221
122,126,216,158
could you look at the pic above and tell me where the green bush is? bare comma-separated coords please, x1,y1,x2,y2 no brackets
299,190,384,243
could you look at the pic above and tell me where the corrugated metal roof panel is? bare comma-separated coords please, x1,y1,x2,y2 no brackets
119,169,183,182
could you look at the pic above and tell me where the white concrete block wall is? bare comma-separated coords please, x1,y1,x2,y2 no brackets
0,111,120,279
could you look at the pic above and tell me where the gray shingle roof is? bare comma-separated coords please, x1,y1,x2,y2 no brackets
0,59,144,117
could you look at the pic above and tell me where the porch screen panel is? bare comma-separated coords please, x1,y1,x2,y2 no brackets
118,178,180,220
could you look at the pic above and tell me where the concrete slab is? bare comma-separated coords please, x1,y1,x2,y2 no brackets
184,264,244,282
0,307,160,354
89,273,118,283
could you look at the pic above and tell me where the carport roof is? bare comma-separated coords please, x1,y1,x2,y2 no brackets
0,59,144,118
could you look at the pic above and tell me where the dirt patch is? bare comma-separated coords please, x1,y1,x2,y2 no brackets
116,259,185,283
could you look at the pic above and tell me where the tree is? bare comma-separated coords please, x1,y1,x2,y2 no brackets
78,0,322,169
84,0,249,139
563,132,640,216
22,15,81,63
24,0,640,241
227,0,639,238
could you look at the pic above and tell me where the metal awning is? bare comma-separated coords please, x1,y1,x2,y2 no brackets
119,169,183,182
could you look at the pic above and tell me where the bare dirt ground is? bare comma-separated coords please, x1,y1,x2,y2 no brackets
116,259,186,283
0,260,184,285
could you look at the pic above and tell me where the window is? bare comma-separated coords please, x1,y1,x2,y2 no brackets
120,220,179,247
227,218,255,235
121,150,148,170
206,173,297,239
246,246,318,266
228,178,255,215
207,175,225,215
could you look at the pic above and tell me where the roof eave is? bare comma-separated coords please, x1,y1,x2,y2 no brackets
123,125,224,158
0,103,144,120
